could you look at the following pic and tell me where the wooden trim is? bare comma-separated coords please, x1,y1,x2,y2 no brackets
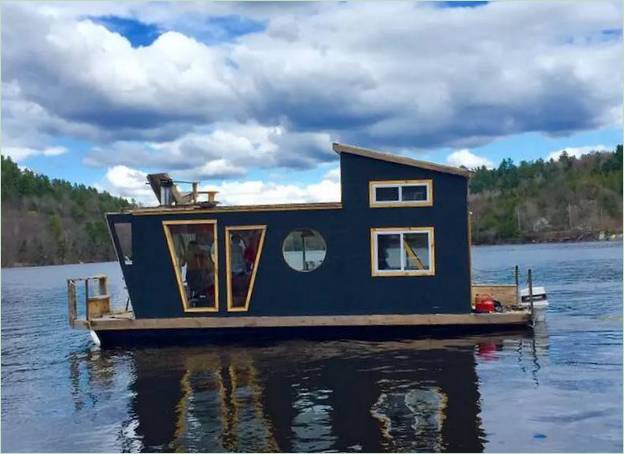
106,217,124,267
370,227,435,277
369,179,433,208
333,142,471,177
129,202,342,216
467,209,473,309
88,312,530,331
225,225,267,312
162,220,219,313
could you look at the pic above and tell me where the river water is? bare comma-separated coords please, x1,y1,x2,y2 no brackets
1,241,622,452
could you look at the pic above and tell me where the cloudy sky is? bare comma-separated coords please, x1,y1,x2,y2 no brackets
1,1,622,204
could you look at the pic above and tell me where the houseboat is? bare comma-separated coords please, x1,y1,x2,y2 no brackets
68,143,539,346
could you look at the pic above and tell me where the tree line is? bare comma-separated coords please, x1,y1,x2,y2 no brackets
469,145,622,243
2,155,134,266
1,146,622,266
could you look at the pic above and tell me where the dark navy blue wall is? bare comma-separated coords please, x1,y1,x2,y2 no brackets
108,153,471,319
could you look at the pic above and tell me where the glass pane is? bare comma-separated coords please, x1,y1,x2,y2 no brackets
114,222,133,265
228,228,264,310
377,234,401,270
404,232,430,270
282,229,326,272
168,223,217,309
375,186,399,202
401,185,428,201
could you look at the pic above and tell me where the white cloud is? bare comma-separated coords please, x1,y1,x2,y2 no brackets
2,0,621,170
447,149,493,169
84,122,334,179
103,165,154,202
98,164,341,206
1,145,68,162
547,144,612,161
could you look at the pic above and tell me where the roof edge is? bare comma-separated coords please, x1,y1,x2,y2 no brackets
332,142,472,178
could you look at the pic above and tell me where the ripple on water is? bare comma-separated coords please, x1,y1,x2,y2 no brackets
1,244,622,452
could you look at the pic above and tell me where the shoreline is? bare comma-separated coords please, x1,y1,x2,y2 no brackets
2,236,621,269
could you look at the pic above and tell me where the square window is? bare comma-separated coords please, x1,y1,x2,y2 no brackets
371,228,434,276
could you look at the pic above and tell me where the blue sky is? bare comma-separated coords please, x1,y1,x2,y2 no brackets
2,1,622,204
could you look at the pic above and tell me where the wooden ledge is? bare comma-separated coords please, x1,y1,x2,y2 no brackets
87,312,531,331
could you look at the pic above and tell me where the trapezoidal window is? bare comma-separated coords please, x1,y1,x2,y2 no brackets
163,220,219,312
113,222,133,265
369,180,433,208
225,226,267,312
371,227,435,276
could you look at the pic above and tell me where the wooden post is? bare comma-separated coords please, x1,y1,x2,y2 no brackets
514,265,519,306
67,280,77,327
528,269,535,326
192,182,198,204
85,279,90,321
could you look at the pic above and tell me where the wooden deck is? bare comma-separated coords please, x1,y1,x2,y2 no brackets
74,311,531,331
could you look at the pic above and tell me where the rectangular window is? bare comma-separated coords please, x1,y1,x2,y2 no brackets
371,227,435,276
369,180,433,207
225,226,267,312
113,222,133,265
163,220,218,312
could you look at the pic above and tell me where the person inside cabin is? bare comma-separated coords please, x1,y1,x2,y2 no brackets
230,234,246,275
181,238,215,307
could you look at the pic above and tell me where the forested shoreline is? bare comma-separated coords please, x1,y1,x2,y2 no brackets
1,146,622,267
469,146,622,244
1,156,133,267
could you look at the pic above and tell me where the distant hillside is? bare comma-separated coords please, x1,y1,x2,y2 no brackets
1,156,134,267
2,146,622,266
469,145,622,244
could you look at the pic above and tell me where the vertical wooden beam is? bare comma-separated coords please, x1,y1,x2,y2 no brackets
514,265,519,306
528,269,535,326
67,280,77,327
85,279,90,321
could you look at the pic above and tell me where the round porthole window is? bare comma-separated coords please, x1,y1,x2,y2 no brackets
282,229,327,272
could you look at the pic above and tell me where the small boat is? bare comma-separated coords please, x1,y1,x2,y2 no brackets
67,143,541,347
520,286,549,322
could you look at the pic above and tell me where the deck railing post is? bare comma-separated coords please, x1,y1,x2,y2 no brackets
67,279,77,327
85,279,90,321
528,269,535,326
515,265,519,306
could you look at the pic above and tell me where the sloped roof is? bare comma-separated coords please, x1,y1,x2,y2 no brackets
333,142,471,178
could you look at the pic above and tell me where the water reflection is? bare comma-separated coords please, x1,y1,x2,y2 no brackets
67,332,547,452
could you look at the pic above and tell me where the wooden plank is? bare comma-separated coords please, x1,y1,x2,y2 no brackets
67,280,77,327
89,312,530,331
333,143,471,177
128,202,343,216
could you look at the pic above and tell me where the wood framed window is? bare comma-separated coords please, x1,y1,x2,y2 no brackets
370,227,435,276
163,220,219,312
369,180,433,207
225,225,267,312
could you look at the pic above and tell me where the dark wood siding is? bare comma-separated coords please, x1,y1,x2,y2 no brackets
108,152,470,319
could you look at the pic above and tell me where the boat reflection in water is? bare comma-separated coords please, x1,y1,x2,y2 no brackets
69,331,548,452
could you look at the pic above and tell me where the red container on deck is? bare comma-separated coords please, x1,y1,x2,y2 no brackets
475,295,495,313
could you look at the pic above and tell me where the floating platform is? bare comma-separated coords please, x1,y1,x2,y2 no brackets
73,311,531,346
